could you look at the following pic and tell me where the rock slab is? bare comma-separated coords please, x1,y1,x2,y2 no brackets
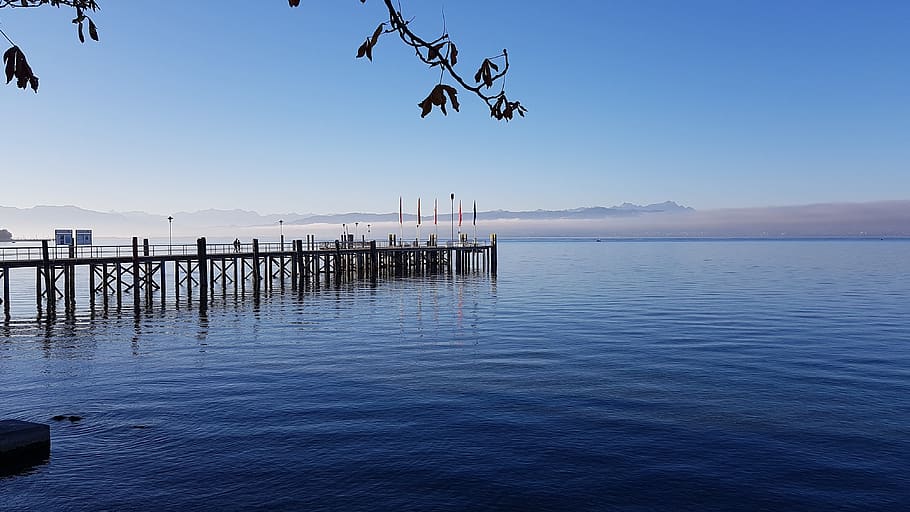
0,420,51,469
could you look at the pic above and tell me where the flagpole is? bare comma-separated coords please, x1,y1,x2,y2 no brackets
399,196,403,247
473,200,477,245
416,198,421,247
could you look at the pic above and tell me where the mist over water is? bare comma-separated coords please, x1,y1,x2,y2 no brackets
2,240,909,511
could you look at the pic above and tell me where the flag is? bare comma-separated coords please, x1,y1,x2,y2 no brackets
434,198,438,225
417,198,421,226
458,200,462,227
399,196,402,225
473,201,477,226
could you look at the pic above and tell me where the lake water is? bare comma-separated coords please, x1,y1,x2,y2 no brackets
2,240,909,511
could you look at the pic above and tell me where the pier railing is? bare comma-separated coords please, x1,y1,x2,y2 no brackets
0,240,487,262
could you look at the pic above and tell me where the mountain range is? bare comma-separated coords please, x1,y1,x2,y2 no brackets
2,201,908,240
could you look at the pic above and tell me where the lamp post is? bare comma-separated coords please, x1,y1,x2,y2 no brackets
167,215,173,255
279,219,284,250
449,192,455,243
367,224,371,239
355,222,359,245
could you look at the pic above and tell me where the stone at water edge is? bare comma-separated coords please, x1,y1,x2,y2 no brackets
0,419,51,468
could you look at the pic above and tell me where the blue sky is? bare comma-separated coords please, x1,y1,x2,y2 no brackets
1,0,907,216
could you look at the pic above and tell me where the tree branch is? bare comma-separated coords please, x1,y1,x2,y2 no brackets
369,0,525,120
3,0,526,120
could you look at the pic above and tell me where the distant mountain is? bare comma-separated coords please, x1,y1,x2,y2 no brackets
172,209,306,227
290,202,694,224
479,201,694,221
0,205,312,239
2,200,908,239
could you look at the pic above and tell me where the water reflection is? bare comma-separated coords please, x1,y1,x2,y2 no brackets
0,455,49,480
0,272,495,369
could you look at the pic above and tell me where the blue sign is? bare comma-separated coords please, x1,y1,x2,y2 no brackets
76,230,93,246
55,229,73,246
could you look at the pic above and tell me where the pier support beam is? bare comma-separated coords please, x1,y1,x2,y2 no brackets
1,267,9,319
490,234,498,276
132,237,141,311
252,239,261,295
197,238,208,308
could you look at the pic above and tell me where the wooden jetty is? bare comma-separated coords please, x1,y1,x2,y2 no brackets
0,235,497,319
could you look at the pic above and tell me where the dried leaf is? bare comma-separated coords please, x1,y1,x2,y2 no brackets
288,0,301,6
4,36,42,93
441,85,459,112
3,47,16,84
88,19,99,41
78,21,85,43
475,59,495,88
449,43,458,66
356,39,369,59
435,85,447,114
370,23,383,46
418,97,433,118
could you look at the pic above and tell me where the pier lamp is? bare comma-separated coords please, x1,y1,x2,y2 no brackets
279,219,284,250
367,224,371,238
355,222,359,244
168,216,173,255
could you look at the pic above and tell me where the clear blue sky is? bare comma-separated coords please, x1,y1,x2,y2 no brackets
1,0,907,215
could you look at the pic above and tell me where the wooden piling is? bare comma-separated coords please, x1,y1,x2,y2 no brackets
160,258,167,308
88,263,96,309
35,265,42,311
131,237,141,311
291,240,300,290
116,262,123,308
197,238,208,306
65,244,75,312
40,241,53,312
334,241,342,284
102,263,110,309
143,239,152,306
252,239,261,295
490,234,498,275
2,267,9,319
